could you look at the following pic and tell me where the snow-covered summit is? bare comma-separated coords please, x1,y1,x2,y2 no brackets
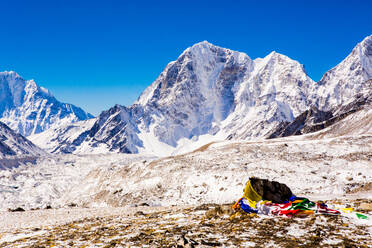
136,40,252,107
219,48,317,139
0,71,94,136
135,40,254,146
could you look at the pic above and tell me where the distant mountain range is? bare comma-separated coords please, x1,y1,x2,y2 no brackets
0,71,93,137
4,35,372,157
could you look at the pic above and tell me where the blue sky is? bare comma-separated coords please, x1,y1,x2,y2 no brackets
1,0,371,115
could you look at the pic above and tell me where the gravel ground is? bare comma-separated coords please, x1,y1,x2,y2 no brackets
0,199,370,248
0,206,190,233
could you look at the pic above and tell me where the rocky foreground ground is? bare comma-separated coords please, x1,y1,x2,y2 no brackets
0,198,371,248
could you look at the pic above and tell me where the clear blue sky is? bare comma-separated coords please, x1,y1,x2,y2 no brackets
1,0,371,115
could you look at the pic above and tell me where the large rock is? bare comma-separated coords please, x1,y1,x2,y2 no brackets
249,178,293,203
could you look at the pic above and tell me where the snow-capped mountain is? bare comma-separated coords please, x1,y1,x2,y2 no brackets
136,41,254,144
219,51,317,140
30,105,143,154
0,71,93,136
269,35,372,138
316,35,372,110
31,35,372,156
0,121,45,160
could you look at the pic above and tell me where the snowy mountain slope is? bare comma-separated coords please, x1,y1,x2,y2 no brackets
220,51,316,139
0,121,45,161
316,35,372,110
29,118,96,154
32,35,372,156
0,71,93,136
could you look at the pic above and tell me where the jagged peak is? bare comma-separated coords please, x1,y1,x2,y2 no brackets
190,40,218,49
176,41,254,68
255,51,305,72
342,34,372,59
360,34,372,47
266,51,296,62
182,40,233,57
0,70,93,136
99,104,129,118
0,71,53,97
268,51,280,56
358,34,372,57
0,70,22,79
318,34,372,84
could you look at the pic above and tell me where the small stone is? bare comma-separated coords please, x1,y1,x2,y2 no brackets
346,176,353,181
9,207,25,212
135,211,146,216
139,202,149,206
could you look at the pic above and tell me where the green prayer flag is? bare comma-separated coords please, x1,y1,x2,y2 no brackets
289,198,315,210
356,213,368,219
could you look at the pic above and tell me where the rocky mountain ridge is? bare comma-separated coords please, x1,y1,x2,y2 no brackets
0,121,45,165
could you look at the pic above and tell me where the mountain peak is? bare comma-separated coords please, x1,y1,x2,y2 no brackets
268,50,279,56
359,34,372,57
266,51,294,61
185,40,229,56
255,51,307,75
0,71,93,136
191,40,216,48
315,34,372,110
360,34,372,46
0,70,21,78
